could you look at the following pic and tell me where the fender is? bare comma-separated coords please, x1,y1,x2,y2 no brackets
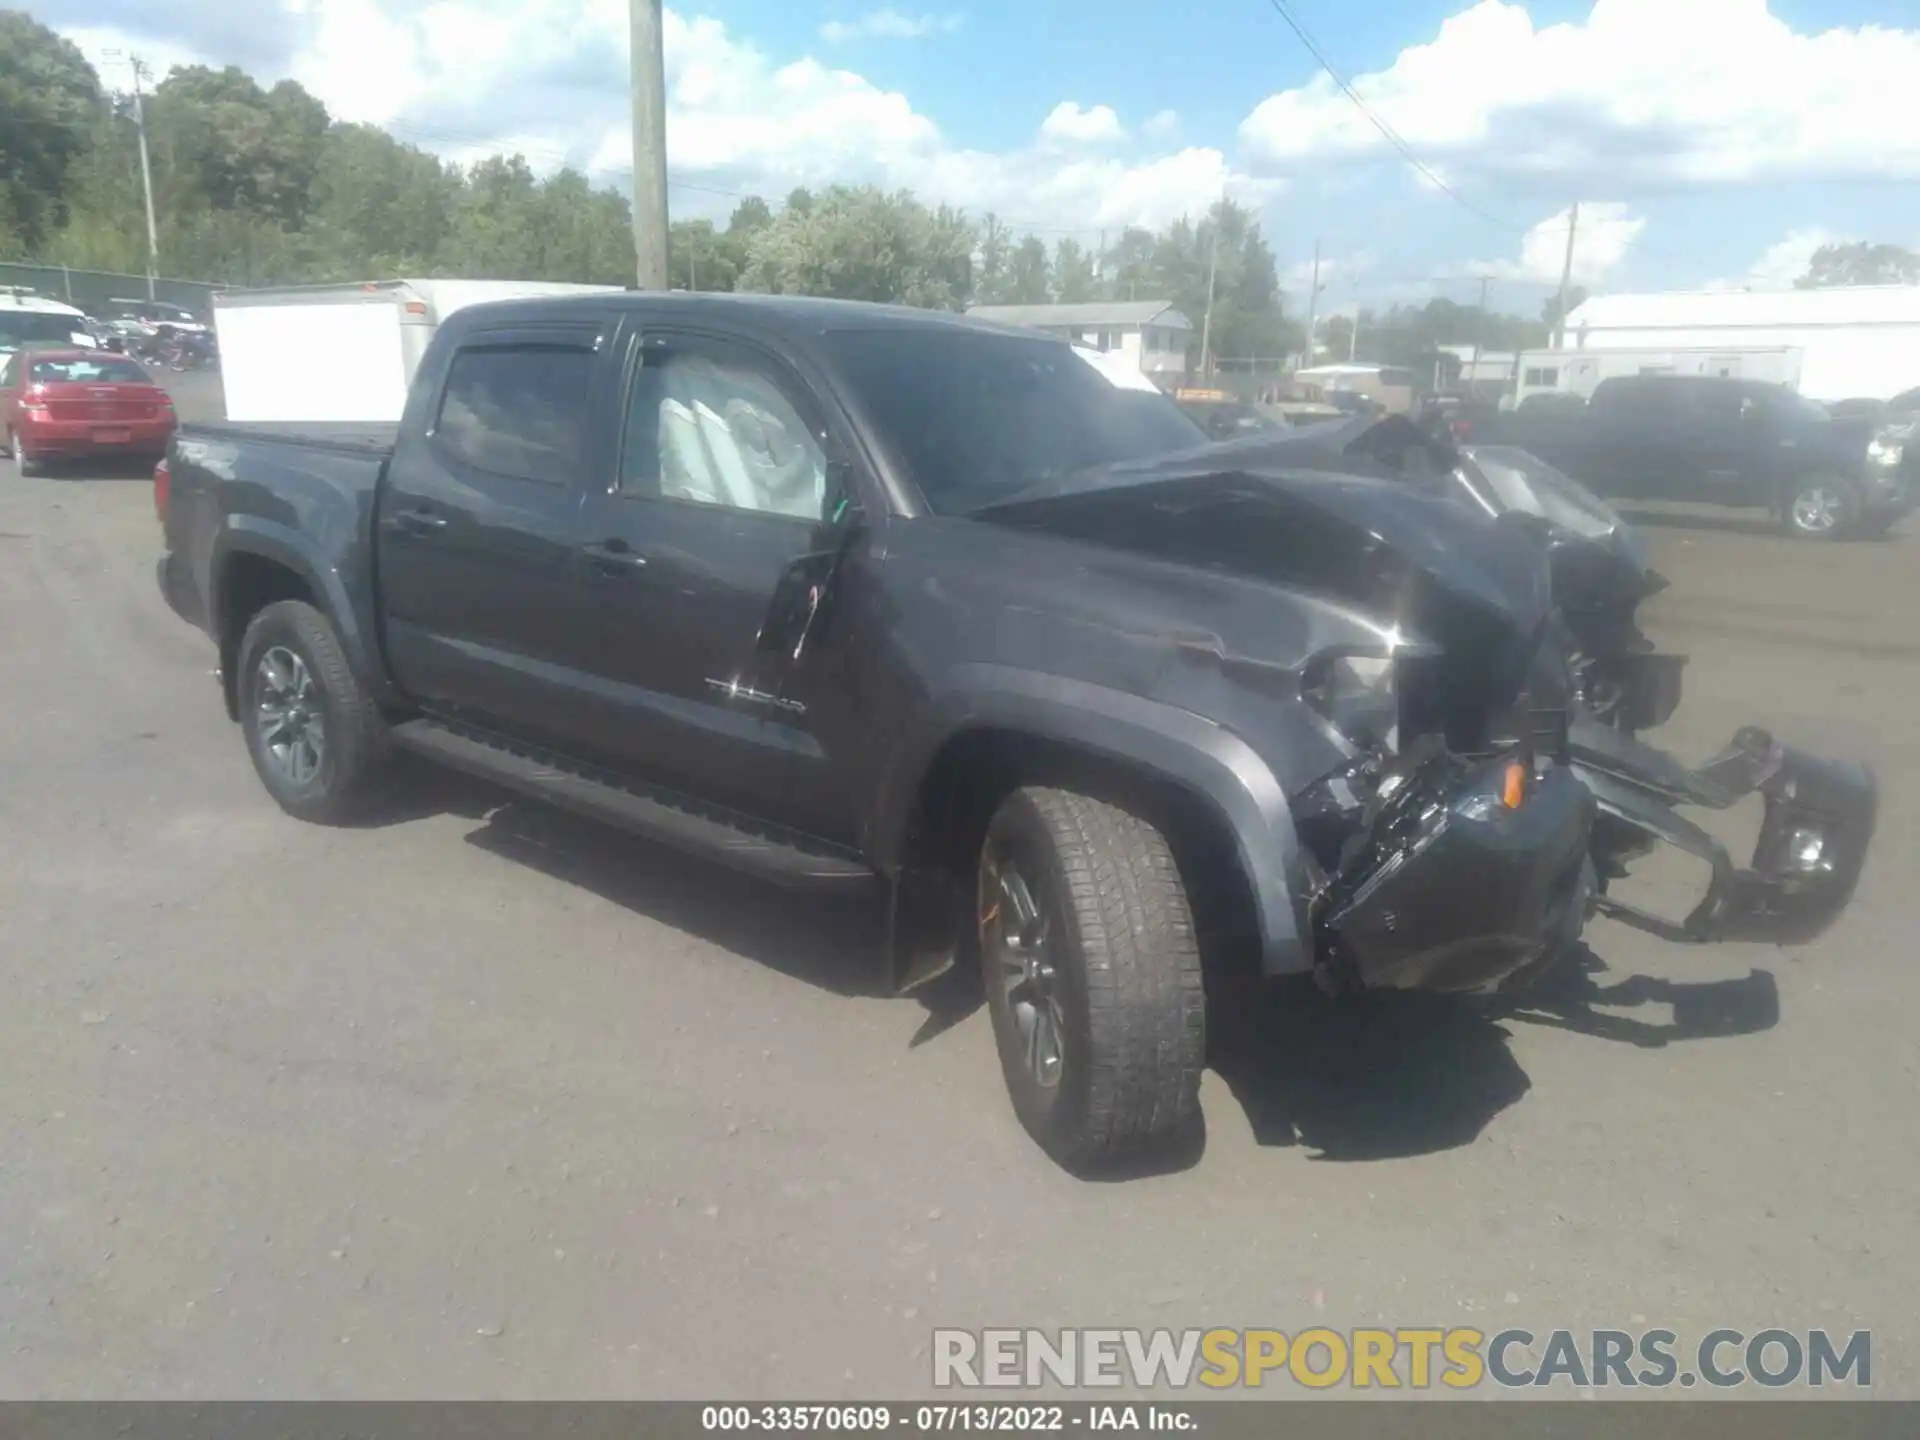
211,516,396,717
872,663,1314,977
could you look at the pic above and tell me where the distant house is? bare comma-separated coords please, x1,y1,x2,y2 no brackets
965,300,1193,380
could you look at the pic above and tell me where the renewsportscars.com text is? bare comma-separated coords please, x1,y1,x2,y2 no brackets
932,1327,1871,1391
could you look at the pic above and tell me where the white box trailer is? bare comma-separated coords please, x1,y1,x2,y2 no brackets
212,278,624,424
1509,346,1805,406
1558,287,1920,403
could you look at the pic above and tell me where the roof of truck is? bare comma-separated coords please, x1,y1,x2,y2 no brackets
454,290,1070,342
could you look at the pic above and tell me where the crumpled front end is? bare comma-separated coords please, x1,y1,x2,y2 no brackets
1306,744,1596,992
1289,629,1600,996
1571,720,1878,947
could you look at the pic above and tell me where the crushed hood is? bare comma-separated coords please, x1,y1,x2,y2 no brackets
974,458,1555,642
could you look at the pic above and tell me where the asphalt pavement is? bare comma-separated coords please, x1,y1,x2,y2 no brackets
1,370,1915,1398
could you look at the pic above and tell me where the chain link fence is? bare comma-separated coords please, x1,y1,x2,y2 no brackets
0,263,233,319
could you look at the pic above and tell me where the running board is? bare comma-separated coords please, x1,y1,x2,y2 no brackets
388,718,878,891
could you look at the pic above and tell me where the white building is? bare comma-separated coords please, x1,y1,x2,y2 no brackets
965,300,1193,381
1558,286,1920,402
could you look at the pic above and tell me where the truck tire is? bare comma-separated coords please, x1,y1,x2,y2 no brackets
235,599,391,824
1781,473,1858,540
976,786,1206,1169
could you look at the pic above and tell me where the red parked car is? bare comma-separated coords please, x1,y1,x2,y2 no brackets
0,348,176,475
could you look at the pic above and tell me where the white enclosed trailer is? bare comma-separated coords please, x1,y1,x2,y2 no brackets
1509,345,1805,405
212,278,624,424
1558,286,1920,403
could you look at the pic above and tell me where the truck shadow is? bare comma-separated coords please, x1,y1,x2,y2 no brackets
1203,947,1781,1165
446,782,889,998
1492,945,1781,1047
393,769,1782,1170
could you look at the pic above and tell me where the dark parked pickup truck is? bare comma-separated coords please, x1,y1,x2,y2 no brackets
1477,373,1916,540
154,294,1874,1169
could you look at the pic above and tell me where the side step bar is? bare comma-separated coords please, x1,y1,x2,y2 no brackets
389,718,879,892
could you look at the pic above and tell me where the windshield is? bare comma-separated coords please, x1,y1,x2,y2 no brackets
820,329,1207,513
29,356,152,384
0,311,93,353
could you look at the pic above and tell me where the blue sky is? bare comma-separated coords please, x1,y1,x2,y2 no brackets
53,0,1920,314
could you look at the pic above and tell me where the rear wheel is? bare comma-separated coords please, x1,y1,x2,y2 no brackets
236,600,392,823
6,429,42,477
1781,473,1858,540
977,786,1206,1169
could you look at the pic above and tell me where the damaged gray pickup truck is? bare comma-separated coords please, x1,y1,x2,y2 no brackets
154,294,1878,1169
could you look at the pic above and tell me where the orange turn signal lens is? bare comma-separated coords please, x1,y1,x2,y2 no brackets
1502,761,1527,810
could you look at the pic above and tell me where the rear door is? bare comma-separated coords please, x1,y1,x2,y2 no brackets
1582,378,1681,498
565,324,877,845
1668,380,1754,501
375,317,620,749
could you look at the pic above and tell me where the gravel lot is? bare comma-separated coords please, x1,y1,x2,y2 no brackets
2,369,1915,1398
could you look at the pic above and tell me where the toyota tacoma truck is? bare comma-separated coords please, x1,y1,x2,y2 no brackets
154,294,1876,1168
1473,373,1915,540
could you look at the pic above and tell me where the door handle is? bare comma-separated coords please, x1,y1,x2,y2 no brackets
391,508,448,536
582,539,648,573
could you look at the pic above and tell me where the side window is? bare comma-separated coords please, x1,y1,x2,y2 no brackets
435,343,596,482
618,347,828,522
0,355,14,389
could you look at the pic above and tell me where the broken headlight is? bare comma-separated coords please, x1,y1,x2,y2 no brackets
1302,651,1397,749
1868,421,1915,468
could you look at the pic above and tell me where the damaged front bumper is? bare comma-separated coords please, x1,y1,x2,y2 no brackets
1570,718,1878,946
1310,752,1597,995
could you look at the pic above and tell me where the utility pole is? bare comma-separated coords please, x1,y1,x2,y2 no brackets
1198,207,1221,381
1301,238,1321,368
110,53,161,299
628,0,671,290
1469,274,1491,397
1551,200,1581,348
1348,305,1359,362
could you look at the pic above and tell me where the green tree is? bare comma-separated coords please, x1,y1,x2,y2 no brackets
974,213,1011,304
727,196,773,234
1100,227,1155,301
0,11,102,252
740,185,974,309
1005,234,1050,304
670,216,742,292
1795,242,1920,288
1051,239,1097,302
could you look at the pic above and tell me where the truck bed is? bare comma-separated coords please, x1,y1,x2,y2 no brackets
179,420,399,454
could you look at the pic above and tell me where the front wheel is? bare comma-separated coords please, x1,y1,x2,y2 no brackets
236,600,392,823
1781,474,1859,540
977,786,1207,1169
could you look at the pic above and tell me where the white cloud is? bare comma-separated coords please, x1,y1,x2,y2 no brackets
1143,110,1179,139
57,1,1258,238
819,9,962,43
1704,228,1850,292
1038,102,1125,146
1462,202,1647,285
1239,0,1920,186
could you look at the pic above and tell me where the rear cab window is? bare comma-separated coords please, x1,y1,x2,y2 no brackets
433,341,598,483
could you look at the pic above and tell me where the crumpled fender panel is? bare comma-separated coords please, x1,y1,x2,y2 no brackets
1569,719,1877,946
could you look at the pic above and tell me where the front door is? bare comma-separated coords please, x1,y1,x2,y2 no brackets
567,328,873,846
374,319,617,750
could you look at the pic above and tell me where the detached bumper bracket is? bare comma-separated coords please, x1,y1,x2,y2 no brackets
1571,719,1877,946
